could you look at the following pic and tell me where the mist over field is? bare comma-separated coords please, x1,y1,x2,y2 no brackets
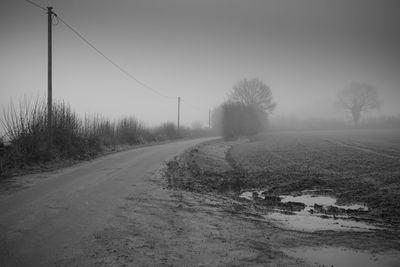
1,0,400,129
1,1,400,266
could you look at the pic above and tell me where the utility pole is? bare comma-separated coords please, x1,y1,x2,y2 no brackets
177,96,180,129
47,7,53,148
209,109,211,128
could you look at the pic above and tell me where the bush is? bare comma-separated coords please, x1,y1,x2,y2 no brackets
0,96,213,176
153,122,181,141
220,101,267,139
1,98,93,162
116,117,144,145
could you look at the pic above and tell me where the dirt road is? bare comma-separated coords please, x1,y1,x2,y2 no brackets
1,138,248,266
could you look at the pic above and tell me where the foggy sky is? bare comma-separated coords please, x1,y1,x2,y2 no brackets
1,0,400,127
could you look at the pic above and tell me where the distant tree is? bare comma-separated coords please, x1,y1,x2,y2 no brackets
221,101,265,139
336,82,381,127
229,78,276,113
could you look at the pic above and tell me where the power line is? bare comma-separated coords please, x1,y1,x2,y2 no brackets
180,98,204,112
21,3,210,118
56,15,174,100
23,0,47,12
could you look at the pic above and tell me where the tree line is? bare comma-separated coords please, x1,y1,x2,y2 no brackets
213,78,383,139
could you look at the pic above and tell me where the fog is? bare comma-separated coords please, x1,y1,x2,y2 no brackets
1,0,400,127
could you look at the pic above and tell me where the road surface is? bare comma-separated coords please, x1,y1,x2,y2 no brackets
0,138,214,266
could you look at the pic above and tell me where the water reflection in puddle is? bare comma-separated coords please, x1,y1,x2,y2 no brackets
239,190,380,232
284,247,400,267
240,191,264,201
265,210,378,232
280,194,368,211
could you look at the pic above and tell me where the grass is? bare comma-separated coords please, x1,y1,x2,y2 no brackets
0,97,213,177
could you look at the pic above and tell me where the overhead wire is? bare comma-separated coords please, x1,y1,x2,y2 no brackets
180,98,204,111
23,0,47,12
22,1,209,115
56,15,174,100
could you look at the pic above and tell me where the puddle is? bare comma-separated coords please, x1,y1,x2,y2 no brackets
239,190,381,232
264,210,379,232
284,247,400,267
279,194,368,211
240,190,265,200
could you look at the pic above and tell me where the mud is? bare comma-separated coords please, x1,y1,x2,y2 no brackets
227,131,400,227
165,136,400,265
284,247,400,267
239,190,383,232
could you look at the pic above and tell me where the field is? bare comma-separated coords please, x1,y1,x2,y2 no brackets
164,129,400,265
227,129,400,225
167,129,400,227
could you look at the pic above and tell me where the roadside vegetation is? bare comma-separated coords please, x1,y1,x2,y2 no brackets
0,97,212,177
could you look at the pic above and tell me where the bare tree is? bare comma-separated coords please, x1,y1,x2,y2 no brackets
336,82,381,126
229,78,276,113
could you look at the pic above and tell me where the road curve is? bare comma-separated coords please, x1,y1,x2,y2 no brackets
0,138,213,266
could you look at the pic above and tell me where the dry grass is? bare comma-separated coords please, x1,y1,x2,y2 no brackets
0,97,213,176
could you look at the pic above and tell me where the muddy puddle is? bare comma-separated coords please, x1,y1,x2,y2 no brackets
239,190,382,232
284,246,400,267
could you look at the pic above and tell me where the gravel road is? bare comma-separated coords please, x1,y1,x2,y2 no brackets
0,138,214,266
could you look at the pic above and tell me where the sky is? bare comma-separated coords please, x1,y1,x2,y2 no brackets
1,0,400,127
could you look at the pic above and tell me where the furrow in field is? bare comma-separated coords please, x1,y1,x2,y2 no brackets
327,140,400,160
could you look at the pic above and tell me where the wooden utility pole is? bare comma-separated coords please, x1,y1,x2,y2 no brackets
177,96,181,129
209,109,211,128
47,7,53,148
